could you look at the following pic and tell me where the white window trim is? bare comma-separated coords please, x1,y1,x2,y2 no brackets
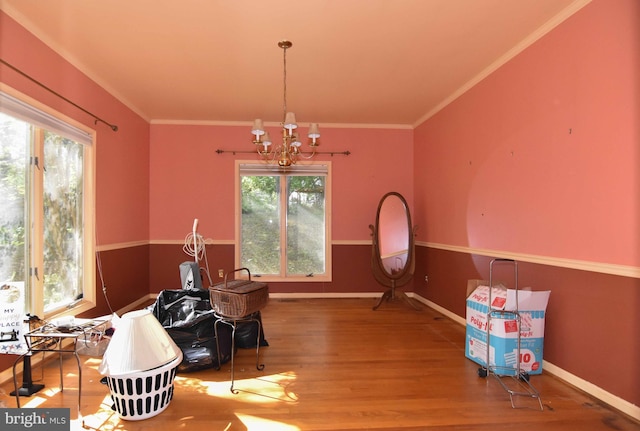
235,160,332,282
0,84,97,318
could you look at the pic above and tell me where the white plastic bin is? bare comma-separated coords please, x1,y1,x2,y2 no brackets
105,355,182,420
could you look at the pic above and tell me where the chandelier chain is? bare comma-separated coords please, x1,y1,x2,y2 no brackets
282,45,288,122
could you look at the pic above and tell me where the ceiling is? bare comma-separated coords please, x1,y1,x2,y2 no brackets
1,0,589,128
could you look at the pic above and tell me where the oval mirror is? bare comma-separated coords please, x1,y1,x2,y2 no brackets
369,192,419,310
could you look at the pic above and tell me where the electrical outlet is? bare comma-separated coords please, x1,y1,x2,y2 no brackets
218,269,224,278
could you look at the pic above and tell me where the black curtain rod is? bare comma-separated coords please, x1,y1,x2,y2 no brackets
1,58,118,132
216,149,351,156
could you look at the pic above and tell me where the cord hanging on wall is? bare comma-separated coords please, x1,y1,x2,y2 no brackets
182,219,214,287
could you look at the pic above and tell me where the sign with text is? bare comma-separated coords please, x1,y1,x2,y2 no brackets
0,281,27,355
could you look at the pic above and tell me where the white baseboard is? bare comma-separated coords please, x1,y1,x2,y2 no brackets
409,293,466,326
409,293,639,422
269,292,381,299
541,361,640,421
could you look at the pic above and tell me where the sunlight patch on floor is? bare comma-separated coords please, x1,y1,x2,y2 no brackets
19,395,48,408
76,372,301,430
83,358,103,367
236,413,301,431
175,371,299,403
79,394,120,431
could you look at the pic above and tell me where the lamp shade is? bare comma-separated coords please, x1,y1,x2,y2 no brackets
284,112,297,130
262,131,272,146
251,119,265,135
307,123,320,138
98,309,182,376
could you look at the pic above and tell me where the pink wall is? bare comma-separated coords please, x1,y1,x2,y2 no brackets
1,11,151,247
150,124,413,242
412,0,640,409
0,11,151,371
413,0,639,267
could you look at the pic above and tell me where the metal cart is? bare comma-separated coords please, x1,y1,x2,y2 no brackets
478,258,543,410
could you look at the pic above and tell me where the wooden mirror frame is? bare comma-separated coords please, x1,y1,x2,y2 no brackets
369,192,420,310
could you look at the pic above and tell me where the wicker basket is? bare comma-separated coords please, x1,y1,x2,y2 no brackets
209,268,268,319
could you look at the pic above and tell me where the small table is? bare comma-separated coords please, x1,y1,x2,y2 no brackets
214,312,264,394
12,319,107,415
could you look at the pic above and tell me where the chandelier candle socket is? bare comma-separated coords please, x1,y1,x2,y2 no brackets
251,40,320,168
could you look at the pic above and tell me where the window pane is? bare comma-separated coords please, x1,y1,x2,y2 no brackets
42,131,84,312
287,176,325,275
241,176,280,275
0,114,29,288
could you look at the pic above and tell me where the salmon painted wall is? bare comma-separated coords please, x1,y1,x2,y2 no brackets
0,12,151,322
149,124,414,293
149,124,414,242
414,0,638,267
412,0,640,411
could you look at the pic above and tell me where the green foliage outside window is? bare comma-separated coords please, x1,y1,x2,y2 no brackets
0,113,84,313
241,174,326,277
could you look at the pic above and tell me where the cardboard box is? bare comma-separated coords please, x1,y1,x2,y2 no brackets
465,280,550,375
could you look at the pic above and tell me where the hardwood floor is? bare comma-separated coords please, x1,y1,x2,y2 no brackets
2,298,638,430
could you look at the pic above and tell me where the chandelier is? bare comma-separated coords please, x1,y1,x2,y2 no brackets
250,40,320,168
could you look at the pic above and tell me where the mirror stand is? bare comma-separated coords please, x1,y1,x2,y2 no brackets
369,191,421,311
372,278,420,310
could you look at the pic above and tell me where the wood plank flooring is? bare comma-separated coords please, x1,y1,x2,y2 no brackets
1,298,638,430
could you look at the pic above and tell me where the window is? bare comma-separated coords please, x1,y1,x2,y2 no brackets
237,162,331,282
0,89,95,318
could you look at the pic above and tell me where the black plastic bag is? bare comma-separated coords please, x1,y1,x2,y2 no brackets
150,289,268,372
150,289,230,372
232,311,269,349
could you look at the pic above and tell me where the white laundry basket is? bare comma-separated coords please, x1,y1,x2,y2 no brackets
105,354,182,420
99,309,183,420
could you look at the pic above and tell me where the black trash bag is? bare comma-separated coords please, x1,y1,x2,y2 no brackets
232,311,269,349
150,289,232,372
